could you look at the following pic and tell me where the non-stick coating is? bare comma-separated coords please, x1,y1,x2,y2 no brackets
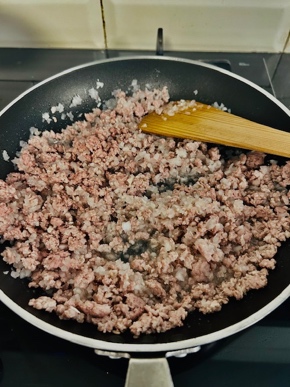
1,56,290,351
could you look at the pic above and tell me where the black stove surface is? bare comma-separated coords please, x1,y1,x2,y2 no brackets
1,48,290,387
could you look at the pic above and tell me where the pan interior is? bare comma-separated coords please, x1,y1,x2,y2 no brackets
1,57,290,348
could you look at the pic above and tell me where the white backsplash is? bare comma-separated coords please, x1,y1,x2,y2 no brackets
0,0,104,49
103,0,290,53
0,0,289,52
284,31,290,53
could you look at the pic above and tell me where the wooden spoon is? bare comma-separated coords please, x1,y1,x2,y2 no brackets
139,101,290,157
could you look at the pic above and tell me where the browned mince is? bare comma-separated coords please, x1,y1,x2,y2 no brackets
1,87,290,337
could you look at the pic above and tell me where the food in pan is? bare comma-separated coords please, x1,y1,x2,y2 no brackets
1,85,290,337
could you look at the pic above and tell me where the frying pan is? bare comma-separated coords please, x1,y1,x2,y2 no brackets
1,56,290,386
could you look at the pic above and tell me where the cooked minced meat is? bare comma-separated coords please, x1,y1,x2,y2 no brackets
1,86,290,337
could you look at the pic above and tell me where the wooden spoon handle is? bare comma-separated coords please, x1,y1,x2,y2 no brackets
140,104,290,158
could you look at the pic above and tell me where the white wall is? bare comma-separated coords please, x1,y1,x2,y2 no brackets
0,0,289,52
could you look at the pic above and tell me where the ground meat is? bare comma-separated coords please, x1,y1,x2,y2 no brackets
2,86,290,337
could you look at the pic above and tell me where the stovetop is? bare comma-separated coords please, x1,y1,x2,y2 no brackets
1,48,290,387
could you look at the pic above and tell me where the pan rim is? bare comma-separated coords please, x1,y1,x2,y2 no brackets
1,55,290,119
1,285,290,353
1,55,290,354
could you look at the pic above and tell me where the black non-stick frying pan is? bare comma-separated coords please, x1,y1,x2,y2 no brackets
1,56,290,386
